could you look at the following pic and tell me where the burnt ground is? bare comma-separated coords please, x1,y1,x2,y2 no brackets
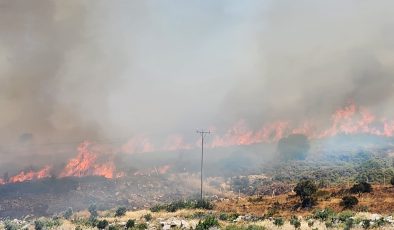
0,174,218,218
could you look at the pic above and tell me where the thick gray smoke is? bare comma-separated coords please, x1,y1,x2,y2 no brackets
1,0,394,168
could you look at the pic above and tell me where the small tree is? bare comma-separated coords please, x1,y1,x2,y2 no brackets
273,217,284,228
126,219,135,229
115,207,127,217
97,220,109,230
341,196,359,209
294,179,317,208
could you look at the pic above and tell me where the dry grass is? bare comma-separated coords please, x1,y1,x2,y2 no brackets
214,184,394,218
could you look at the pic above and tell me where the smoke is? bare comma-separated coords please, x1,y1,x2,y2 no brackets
1,0,394,168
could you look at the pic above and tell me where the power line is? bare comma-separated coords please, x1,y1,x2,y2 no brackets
196,129,210,200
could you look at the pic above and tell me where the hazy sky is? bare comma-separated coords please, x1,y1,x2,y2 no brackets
1,0,394,153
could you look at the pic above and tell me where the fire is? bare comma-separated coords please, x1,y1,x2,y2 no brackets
2,102,394,185
59,141,116,179
208,102,394,147
8,165,51,183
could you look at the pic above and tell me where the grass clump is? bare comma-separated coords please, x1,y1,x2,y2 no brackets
196,216,219,230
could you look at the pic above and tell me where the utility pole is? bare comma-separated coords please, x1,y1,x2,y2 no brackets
196,129,210,200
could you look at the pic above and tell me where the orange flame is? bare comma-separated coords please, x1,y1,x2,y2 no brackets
59,141,116,179
2,102,394,185
9,165,51,183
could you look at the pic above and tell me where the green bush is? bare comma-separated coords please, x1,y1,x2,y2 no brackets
150,204,165,212
313,209,335,221
97,220,109,230
34,218,61,230
126,219,135,229
144,213,152,221
196,216,219,230
109,225,121,230
350,182,372,194
362,219,371,229
294,179,318,208
273,217,284,228
136,223,148,230
290,216,301,229
34,220,44,230
344,218,354,230
340,196,358,209
338,211,354,222
150,199,213,213
4,220,19,230
246,225,266,230
219,213,229,221
195,199,214,210
115,207,127,217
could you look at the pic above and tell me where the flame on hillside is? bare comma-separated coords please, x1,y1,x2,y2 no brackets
1,103,394,185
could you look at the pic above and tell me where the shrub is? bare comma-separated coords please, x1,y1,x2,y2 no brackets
341,196,358,209
219,213,229,221
294,179,317,208
273,217,284,228
246,225,266,230
109,225,121,230
64,207,73,219
338,211,354,222
290,216,301,229
225,225,266,230
144,213,152,221
150,199,213,213
136,223,148,230
4,220,19,230
390,176,394,186
313,209,335,221
75,226,83,230
350,182,372,194
88,203,98,219
196,216,219,230
325,221,334,229
195,199,214,210
126,219,135,229
344,218,354,230
97,220,109,230
115,207,127,217
361,219,371,229
376,217,386,227
34,220,44,230
150,204,165,212
34,218,61,230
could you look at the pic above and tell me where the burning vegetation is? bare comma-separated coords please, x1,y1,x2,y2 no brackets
1,103,393,186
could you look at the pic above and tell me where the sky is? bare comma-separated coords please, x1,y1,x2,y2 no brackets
1,0,394,163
